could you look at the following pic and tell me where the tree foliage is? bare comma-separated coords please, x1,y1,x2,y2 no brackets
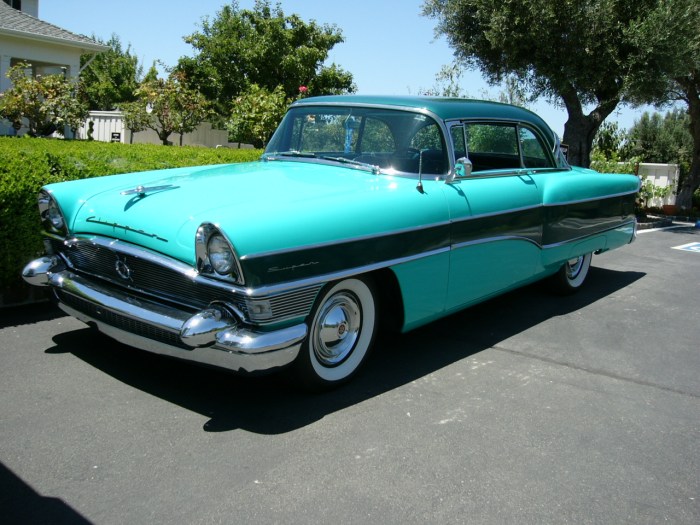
227,84,288,148
122,73,210,146
423,0,661,167
624,0,700,208
176,0,355,114
79,35,142,111
621,110,693,169
0,63,87,137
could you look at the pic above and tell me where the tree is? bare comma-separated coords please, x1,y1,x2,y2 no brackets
127,73,210,145
79,35,142,111
624,0,700,209
227,84,288,147
593,122,627,161
176,0,355,114
621,110,692,170
0,62,87,137
423,0,659,167
120,101,150,144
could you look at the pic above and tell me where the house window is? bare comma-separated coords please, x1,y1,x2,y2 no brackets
3,0,22,10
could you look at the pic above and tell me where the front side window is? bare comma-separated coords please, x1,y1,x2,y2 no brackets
265,106,448,176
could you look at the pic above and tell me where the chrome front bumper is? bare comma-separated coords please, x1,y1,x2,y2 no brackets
22,257,307,373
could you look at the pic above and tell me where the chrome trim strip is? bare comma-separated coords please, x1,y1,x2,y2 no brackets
543,189,639,207
248,246,451,296
450,203,542,223
451,235,542,251
240,220,451,261
541,220,637,249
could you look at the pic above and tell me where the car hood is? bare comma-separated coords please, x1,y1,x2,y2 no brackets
49,160,447,266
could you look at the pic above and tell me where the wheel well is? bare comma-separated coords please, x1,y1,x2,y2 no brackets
369,268,404,333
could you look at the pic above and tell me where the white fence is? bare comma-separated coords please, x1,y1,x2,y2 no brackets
76,111,250,148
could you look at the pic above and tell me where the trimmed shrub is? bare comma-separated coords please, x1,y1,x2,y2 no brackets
0,138,261,303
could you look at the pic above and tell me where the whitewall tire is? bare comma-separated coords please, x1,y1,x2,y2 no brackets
551,252,592,294
294,277,377,390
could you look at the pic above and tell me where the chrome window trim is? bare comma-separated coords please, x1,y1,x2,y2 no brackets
445,119,564,181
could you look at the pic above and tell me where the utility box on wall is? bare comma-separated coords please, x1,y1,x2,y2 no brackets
638,163,680,209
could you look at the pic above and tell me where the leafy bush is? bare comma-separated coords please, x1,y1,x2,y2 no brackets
0,137,261,301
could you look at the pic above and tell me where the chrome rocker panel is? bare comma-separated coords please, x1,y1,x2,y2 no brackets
22,257,307,373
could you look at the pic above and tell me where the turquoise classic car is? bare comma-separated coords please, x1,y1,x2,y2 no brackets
22,95,639,389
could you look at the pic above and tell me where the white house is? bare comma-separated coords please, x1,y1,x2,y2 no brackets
0,0,108,134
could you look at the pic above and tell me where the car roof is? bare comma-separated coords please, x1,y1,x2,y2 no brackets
291,95,556,143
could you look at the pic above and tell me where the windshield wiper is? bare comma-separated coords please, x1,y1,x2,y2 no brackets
262,150,318,162
320,156,381,174
276,150,317,158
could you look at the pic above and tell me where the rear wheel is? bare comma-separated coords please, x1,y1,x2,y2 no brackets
293,277,377,390
550,253,592,294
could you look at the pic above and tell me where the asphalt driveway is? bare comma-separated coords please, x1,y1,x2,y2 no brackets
1,225,698,524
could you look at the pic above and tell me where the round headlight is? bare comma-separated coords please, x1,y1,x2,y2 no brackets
47,199,65,231
38,190,66,234
207,234,235,275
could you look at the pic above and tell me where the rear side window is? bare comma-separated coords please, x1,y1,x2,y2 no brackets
466,123,521,171
519,127,552,168
450,122,555,173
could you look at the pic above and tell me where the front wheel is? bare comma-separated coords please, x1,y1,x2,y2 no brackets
549,252,592,294
292,277,377,390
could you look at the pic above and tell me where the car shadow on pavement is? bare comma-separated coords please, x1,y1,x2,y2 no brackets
0,463,92,525
0,300,66,330
47,266,644,434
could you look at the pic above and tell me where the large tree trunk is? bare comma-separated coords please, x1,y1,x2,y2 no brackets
560,85,619,168
675,80,700,211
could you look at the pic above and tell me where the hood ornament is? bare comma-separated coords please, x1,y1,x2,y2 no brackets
121,184,176,197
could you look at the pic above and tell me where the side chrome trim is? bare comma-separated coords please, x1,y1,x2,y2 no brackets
248,246,451,296
240,220,451,261
449,203,542,224
543,189,639,207
451,235,542,251
541,220,637,250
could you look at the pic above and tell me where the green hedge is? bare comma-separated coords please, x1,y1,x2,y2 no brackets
0,137,262,303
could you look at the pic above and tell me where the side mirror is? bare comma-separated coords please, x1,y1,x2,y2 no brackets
454,157,473,178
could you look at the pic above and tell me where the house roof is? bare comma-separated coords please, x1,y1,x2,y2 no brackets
0,3,108,52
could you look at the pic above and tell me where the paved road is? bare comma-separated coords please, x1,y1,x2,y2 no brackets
1,226,698,524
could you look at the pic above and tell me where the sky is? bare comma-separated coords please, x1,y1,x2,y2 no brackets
40,0,657,136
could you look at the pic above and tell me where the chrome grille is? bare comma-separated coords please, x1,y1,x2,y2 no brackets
268,288,318,318
52,237,320,325
61,241,226,309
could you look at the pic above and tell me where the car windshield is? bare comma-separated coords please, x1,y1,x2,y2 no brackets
264,106,449,177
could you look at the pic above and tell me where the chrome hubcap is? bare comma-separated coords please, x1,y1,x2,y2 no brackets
313,292,361,366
